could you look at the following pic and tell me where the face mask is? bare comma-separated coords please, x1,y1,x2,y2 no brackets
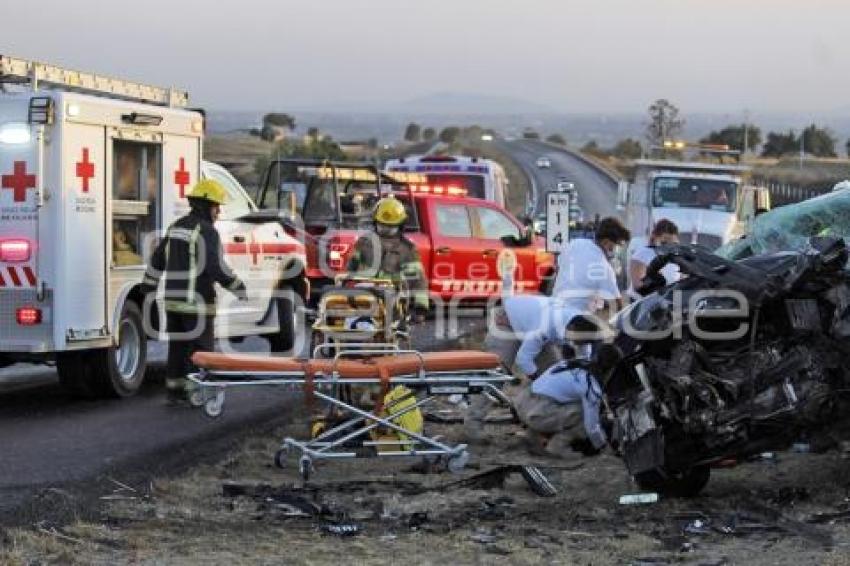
376,223,400,237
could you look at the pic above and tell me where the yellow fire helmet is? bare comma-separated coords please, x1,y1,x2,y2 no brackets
187,179,228,205
373,196,407,226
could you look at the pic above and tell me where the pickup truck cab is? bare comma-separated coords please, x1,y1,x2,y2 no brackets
255,159,554,304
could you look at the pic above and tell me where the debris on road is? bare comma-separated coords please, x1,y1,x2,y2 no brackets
619,492,659,505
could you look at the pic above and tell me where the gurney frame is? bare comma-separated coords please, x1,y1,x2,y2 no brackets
185,348,513,479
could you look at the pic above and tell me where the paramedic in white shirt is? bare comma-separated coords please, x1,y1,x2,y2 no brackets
464,254,582,443
628,219,681,299
551,217,631,314
514,343,622,458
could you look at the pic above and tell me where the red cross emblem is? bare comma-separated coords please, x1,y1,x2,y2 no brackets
76,148,95,193
249,231,261,266
1,161,36,203
174,157,190,198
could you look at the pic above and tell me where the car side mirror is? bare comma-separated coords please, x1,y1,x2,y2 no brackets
501,228,533,247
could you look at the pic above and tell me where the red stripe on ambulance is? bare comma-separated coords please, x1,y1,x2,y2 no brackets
7,267,21,286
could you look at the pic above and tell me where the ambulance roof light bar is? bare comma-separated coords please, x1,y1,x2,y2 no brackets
0,55,189,108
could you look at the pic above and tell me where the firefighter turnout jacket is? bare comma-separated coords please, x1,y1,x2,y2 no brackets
347,234,429,310
143,209,246,314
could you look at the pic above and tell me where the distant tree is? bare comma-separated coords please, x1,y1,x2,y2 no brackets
801,124,837,158
263,113,296,130
611,138,643,159
367,137,379,150
581,140,607,158
307,126,320,140
439,126,461,144
846,138,850,157
700,124,762,153
422,127,436,142
523,129,540,140
761,130,799,157
259,125,279,142
546,134,567,145
403,122,422,142
463,125,484,140
646,99,685,147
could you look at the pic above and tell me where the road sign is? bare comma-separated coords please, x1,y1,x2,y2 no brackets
546,191,571,253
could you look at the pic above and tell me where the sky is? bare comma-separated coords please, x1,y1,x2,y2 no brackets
2,0,849,115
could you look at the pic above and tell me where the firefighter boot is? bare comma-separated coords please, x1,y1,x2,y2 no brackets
165,377,189,406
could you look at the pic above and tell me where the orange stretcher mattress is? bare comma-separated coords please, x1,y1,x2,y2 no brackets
191,350,501,379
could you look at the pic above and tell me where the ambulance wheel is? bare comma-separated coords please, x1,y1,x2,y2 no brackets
102,301,148,398
57,301,147,399
268,286,297,354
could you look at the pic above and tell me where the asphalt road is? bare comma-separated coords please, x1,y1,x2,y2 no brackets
498,138,620,219
0,316,485,523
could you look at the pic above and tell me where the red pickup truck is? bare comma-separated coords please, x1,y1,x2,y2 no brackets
255,159,555,303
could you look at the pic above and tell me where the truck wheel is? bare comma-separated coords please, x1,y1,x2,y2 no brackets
634,465,710,498
268,285,297,354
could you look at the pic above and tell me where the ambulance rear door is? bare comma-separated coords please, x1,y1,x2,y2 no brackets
0,98,47,351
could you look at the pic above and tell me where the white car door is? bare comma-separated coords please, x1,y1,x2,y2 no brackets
203,162,287,330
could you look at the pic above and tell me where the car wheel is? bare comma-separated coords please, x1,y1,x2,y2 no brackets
268,285,298,354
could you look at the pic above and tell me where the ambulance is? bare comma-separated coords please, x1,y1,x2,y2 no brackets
0,56,307,398
383,155,508,208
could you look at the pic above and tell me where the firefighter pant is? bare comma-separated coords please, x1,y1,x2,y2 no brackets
166,311,215,380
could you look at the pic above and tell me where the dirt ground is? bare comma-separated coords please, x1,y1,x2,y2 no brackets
2,392,850,566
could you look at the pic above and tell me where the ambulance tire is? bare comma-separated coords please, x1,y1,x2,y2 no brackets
97,301,148,398
268,287,297,354
61,302,147,399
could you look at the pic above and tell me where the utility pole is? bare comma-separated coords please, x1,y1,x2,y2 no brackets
742,108,750,158
799,127,805,170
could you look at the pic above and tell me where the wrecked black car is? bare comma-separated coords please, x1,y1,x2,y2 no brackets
600,237,850,497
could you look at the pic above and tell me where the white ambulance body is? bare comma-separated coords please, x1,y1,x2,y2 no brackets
384,155,508,208
0,56,307,397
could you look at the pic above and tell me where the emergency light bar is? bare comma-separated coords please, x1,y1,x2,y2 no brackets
0,55,189,107
410,185,467,197
299,166,379,182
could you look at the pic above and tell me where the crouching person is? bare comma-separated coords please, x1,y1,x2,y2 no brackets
514,343,621,458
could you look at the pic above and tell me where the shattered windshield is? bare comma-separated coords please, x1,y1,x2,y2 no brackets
718,188,850,260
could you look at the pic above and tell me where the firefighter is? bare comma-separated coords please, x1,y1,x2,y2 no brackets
141,179,247,404
346,196,429,322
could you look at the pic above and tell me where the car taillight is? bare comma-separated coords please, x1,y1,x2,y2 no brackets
16,307,41,326
0,239,31,262
328,243,350,270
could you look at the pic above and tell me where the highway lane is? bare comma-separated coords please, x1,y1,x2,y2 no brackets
0,316,485,523
498,139,620,220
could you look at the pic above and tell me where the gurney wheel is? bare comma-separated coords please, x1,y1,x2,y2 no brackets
188,387,205,408
299,456,313,481
446,450,469,474
203,390,225,418
274,447,290,469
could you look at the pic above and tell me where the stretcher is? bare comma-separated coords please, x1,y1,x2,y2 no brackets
186,348,513,479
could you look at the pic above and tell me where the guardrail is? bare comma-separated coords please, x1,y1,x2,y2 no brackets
534,140,623,186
